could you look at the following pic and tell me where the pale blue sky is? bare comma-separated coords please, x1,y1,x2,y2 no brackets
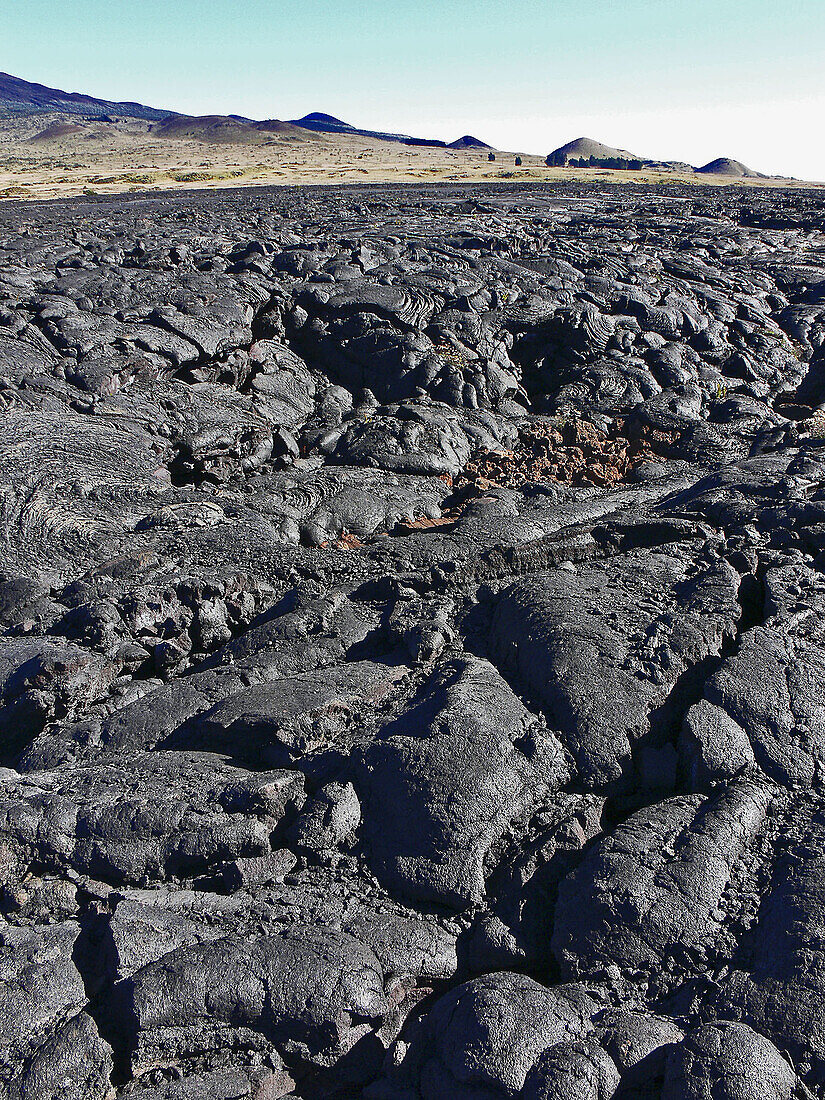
4,0,825,178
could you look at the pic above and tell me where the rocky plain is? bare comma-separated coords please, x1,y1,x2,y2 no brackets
1,179,825,1099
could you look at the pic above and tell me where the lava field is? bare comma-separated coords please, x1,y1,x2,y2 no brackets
1,181,825,1099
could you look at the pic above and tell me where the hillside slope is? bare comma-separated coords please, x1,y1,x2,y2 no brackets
0,71,173,121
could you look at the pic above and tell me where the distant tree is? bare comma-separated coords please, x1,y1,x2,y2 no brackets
488,152,496,162
514,156,522,166
564,155,644,171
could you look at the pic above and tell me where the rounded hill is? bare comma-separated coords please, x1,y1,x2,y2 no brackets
696,157,755,177
546,136,640,166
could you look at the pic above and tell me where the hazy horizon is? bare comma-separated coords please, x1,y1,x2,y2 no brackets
5,0,824,179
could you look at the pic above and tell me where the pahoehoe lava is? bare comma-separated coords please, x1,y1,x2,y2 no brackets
1,179,825,1099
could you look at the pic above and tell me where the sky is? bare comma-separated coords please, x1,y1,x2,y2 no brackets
4,0,825,179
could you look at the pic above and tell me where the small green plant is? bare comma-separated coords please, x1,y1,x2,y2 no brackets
432,341,466,364
711,379,728,402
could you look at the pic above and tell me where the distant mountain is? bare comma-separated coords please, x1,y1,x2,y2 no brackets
545,137,639,166
255,118,317,137
152,116,258,143
151,115,313,144
546,136,763,177
0,73,494,150
0,71,174,121
290,112,393,138
696,157,757,177
448,135,493,150
13,72,774,175
152,112,497,151
289,112,448,148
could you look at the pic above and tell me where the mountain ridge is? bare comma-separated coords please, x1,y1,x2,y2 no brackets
0,73,770,175
0,73,489,149
0,71,174,122
288,111,450,147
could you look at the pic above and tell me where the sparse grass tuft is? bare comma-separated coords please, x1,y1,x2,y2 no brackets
711,379,729,403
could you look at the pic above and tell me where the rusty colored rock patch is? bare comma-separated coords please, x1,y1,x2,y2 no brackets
456,418,679,490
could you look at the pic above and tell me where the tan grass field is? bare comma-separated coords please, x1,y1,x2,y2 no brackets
0,113,818,201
